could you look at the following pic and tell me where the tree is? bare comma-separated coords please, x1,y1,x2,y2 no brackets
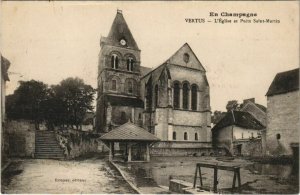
211,110,226,124
6,80,49,129
6,78,95,130
53,77,95,130
226,100,240,111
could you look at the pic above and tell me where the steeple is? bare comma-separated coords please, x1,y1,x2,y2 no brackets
106,10,139,50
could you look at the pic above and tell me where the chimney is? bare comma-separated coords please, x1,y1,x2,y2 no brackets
243,98,255,104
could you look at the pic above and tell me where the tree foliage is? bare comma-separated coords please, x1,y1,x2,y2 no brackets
211,110,227,124
52,77,95,129
6,80,49,129
226,100,240,111
6,78,95,130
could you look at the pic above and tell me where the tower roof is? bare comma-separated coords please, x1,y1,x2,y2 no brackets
105,10,139,50
266,68,299,96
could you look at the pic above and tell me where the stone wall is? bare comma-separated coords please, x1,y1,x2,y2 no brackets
56,130,101,159
150,141,227,156
153,108,211,141
3,120,35,157
266,90,299,156
233,138,262,157
233,126,261,140
213,125,233,152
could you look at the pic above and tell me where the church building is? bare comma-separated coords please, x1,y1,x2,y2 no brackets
96,10,212,143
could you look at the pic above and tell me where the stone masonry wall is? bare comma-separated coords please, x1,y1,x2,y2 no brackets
151,141,226,156
233,138,262,157
56,130,100,159
266,90,299,156
4,120,35,157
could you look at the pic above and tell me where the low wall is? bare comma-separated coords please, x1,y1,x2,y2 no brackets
151,141,227,156
169,179,192,194
233,138,262,157
56,130,101,159
3,120,35,157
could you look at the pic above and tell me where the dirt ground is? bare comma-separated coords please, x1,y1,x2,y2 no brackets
1,157,136,194
116,156,299,194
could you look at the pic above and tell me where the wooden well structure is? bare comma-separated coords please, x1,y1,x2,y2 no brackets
100,121,160,162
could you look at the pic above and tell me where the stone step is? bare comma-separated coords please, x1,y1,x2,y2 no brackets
35,155,64,159
35,140,59,143
36,143,60,145
36,137,57,139
35,143,61,146
35,139,59,142
36,148,63,152
35,131,64,159
35,152,64,155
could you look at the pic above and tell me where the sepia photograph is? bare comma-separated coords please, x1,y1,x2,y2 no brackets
1,1,299,194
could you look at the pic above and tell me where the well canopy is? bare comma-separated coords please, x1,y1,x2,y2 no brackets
100,121,160,142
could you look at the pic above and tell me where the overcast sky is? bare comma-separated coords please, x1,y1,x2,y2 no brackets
1,1,299,111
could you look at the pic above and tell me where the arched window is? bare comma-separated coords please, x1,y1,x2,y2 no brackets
128,81,133,94
191,85,198,111
195,133,198,141
173,83,180,109
111,79,117,91
183,83,189,109
127,57,134,71
184,132,188,140
111,54,119,69
154,85,159,107
120,111,127,124
276,134,281,140
145,82,152,109
173,132,176,140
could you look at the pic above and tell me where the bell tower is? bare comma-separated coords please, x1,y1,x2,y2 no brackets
96,10,144,132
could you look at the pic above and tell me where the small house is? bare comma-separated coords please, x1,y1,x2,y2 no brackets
212,111,265,156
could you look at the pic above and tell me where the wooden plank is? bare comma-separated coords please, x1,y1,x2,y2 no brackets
198,166,203,186
232,171,236,189
213,167,218,193
237,169,241,187
196,163,240,171
193,166,198,188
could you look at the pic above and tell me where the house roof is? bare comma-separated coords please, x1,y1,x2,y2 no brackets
104,11,139,50
1,55,10,81
255,103,267,112
104,94,144,108
241,100,267,113
100,121,160,142
266,68,299,96
212,111,265,132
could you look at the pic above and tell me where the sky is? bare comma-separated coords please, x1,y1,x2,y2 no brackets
1,1,299,111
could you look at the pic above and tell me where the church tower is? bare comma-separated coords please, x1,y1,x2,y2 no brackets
96,10,144,132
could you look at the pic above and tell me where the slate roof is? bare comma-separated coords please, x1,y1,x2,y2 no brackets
104,11,139,50
255,103,267,112
100,121,160,142
212,111,265,132
140,66,152,77
1,55,10,81
266,68,299,96
104,94,144,108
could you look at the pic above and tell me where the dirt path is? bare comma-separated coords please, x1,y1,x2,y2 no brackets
1,158,136,194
